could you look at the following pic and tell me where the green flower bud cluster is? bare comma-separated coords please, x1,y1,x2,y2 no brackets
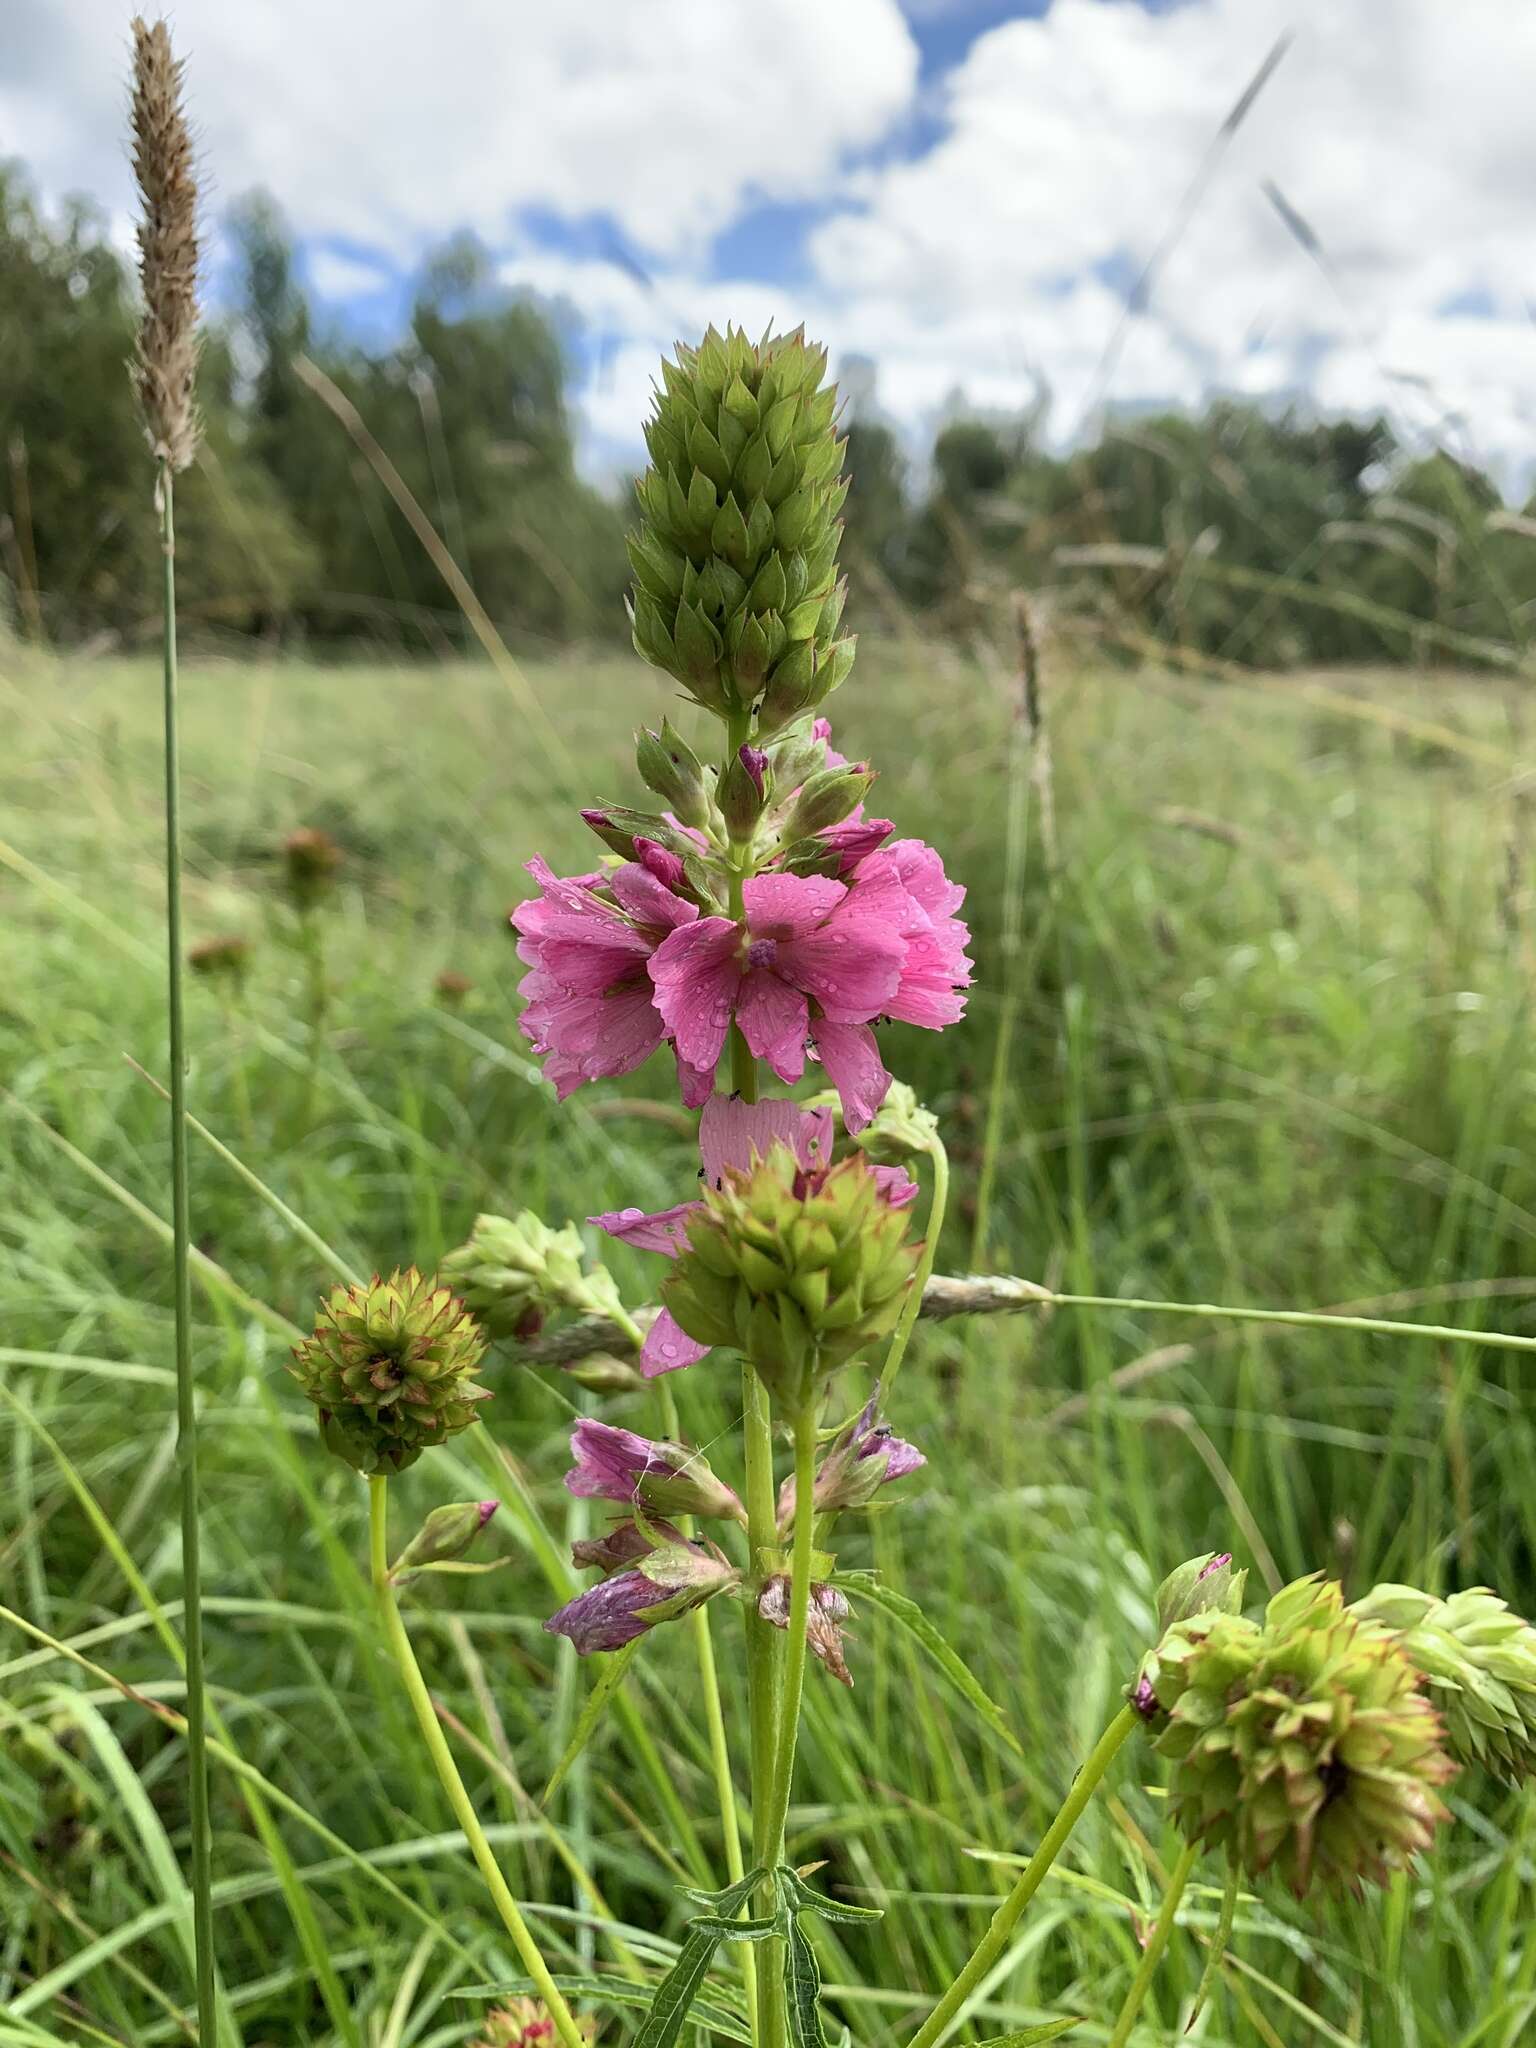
662,1149,921,1403
289,1268,488,1474
440,1210,621,1342
1145,1575,1455,1897
1352,1583,1536,1784
629,324,855,736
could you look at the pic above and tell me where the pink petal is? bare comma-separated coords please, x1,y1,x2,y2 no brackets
641,1308,712,1377
871,1165,920,1209
609,861,698,931
884,838,967,924
634,837,688,892
743,871,846,939
810,1018,891,1134
820,814,894,871
777,901,904,1023
735,967,810,1083
675,1049,716,1108
590,1203,698,1257
699,1096,835,1184
884,924,973,1029
648,919,742,1074
515,933,653,997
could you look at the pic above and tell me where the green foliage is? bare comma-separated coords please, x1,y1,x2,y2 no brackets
1,171,625,652
5,641,1536,2042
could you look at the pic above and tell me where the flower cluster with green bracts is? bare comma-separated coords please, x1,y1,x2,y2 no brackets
661,1147,923,1403
440,1209,595,1340
629,323,854,734
1141,1574,1456,1897
1352,1583,1536,1784
288,1268,489,1474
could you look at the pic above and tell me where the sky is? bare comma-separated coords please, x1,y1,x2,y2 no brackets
6,0,1535,490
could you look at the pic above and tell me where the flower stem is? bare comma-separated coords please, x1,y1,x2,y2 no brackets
657,1378,757,2039
1104,1838,1200,2048
762,1398,821,1862
368,1475,587,2048
742,1362,784,2048
159,460,217,2048
878,1131,949,1406
906,1705,1138,2048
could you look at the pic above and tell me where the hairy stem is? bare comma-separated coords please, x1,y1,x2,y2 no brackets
368,1476,587,2048
1104,1838,1200,2048
159,462,217,2047
907,1705,1138,2048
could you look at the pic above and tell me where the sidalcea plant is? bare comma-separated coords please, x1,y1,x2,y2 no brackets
284,329,1536,2047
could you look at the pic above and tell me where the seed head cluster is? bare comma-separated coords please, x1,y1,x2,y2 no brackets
129,18,201,472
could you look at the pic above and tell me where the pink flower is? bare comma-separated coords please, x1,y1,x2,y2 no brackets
512,856,697,1098
847,840,973,1033
593,1095,917,1377
546,1528,737,1654
777,1390,925,1526
647,872,905,1128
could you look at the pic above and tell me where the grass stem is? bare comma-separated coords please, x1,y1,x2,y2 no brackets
1103,1838,1200,2048
158,460,218,2048
367,1475,588,2048
906,1706,1137,2048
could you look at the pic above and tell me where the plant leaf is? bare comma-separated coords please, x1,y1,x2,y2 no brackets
679,1866,771,1917
782,1911,829,2048
836,1575,1025,1760
777,1865,883,1925
541,1637,642,1804
688,1913,781,1943
634,1926,732,2048
965,2024,1083,2047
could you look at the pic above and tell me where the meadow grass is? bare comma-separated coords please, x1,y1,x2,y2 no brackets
1,637,1533,2046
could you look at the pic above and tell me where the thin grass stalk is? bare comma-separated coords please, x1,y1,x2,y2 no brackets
1103,1839,1200,2048
366,1475,589,2048
156,458,218,2048
905,1706,1137,2048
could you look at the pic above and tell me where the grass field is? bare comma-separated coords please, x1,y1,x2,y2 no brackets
2,638,1534,2047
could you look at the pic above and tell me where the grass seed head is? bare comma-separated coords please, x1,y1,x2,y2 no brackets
129,18,201,472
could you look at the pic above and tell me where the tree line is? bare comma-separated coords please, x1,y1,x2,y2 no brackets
3,164,1531,670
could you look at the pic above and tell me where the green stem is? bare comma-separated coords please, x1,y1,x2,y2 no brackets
762,1398,821,1864
656,1377,757,2039
879,1132,949,1406
742,1362,783,2048
368,1477,587,2048
1104,1839,1200,2048
907,1706,1138,2048
159,461,217,2048
1038,1291,1536,1355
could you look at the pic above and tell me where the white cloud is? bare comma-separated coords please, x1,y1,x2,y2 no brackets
306,248,395,300
6,0,1535,487
2,0,918,260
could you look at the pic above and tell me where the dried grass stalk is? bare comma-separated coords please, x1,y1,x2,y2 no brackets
130,17,200,471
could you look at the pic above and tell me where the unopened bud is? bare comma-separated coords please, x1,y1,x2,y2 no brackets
635,722,711,828
782,764,875,842
719,745,770,838
390,1500,499,1582
1155,1552,1247,1633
